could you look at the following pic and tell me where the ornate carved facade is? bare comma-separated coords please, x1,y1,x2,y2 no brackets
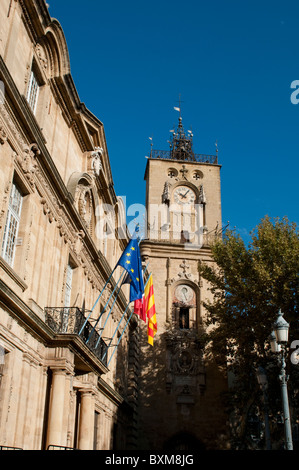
0,0,229,451
0,0,136,450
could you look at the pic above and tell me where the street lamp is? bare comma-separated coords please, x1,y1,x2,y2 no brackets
270,310,293,450
256,366,271,450
270,331,281,353
274,310,290,344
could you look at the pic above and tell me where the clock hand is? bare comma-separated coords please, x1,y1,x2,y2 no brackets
181,190,190,198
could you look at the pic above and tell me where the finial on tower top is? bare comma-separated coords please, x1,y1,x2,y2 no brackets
170,96,196,161
173,94,183,118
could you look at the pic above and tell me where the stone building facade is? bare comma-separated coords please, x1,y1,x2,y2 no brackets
0,0,229,451
0,0,138,450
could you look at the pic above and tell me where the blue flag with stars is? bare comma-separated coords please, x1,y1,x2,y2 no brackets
116,238,144,303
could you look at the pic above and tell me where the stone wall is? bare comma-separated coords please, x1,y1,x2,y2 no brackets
137,153,229,449
0,0,133,450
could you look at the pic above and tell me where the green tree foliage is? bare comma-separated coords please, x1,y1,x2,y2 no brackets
199,216,299,448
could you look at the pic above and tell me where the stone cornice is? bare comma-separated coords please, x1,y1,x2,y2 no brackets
140,240,213,258
0,257,28,292
50,75,91,153
47,335,109,376
0,278,54,343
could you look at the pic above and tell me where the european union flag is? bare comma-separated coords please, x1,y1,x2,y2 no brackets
116,238,144,303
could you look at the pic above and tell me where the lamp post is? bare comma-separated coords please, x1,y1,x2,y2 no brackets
256,366,272,450
270,310,293,450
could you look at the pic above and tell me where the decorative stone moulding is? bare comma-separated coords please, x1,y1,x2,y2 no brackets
88,147,103,177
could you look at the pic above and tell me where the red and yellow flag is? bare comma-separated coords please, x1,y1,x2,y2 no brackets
144,274,157,346
134,296,146,322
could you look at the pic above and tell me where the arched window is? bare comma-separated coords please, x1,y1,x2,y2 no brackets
173,284,198,330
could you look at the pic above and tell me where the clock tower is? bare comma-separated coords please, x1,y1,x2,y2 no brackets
137,114,228,450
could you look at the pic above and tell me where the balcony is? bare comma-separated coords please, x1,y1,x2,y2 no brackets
45,307,108,366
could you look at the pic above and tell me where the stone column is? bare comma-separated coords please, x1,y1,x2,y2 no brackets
77,388,95,450
46,368,67,449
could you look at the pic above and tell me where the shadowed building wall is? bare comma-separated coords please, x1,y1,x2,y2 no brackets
138,116,229,450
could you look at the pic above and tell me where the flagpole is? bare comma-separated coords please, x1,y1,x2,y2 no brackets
79,226,142,337
107,309,134,367
101,262,150,360
94,278,125,347
106,272,152,367
144,272,152,288
101,301,131,362
78,266,117,336
85,269,127,344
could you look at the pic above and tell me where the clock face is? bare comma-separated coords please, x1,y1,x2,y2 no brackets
173,186,195,205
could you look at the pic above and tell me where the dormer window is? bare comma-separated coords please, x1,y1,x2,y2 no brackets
26,69,40,114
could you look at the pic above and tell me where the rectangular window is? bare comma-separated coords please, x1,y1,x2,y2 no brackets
61,262,74,333
1,182,23,266
0,345,5,389
64,262,74,307
179,307,190,329
26,70,40,114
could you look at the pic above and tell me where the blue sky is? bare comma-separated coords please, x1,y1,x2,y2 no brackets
49,0,299,243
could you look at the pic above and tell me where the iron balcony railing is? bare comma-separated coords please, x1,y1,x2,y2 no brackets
45,307,108,366
0,446,23,450
47,445,78,450
149,149,218,165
